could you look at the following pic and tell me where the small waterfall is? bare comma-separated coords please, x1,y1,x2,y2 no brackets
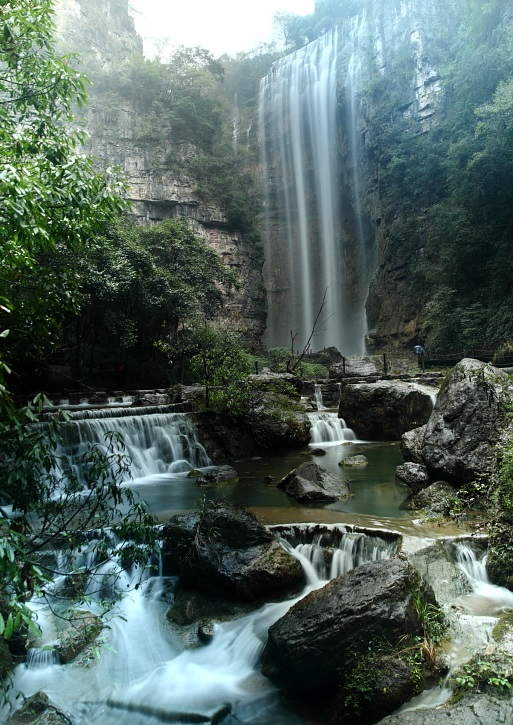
25,648,60,669
308,411,357,445
456,544,513,613
56,410,211,482
277,524,399,584
314,383,327,410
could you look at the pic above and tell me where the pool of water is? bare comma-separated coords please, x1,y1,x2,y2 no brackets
127,441,411,527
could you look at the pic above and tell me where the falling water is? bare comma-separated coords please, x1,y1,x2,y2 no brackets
314,383,327,410
259,19,372,355
8,526,395,724
55,409,211,482
308,411,358,445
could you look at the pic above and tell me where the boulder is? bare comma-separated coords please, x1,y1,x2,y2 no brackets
261,558,437,699
56,611,102,664
339,381,434,440
197,465,239,486
421,358,510,484
407,481,459,518
328,654,418,725
339,454,369,467
377,693,513,725
330,356,381,379
278,462,351,503
400,425,426,464
395,462,430,494
161,502,304,601
6,691,70,724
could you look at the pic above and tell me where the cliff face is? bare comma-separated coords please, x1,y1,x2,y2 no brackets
55,0,266,346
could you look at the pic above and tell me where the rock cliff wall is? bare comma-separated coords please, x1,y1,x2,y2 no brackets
55,0,266,345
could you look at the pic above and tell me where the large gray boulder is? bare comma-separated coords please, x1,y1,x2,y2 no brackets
6,691,70,724
162,502,303,601
261,558,437,698
377,693,513,724
396,461,430,493
278,462,351,503
421,359,510,484
401,425,426,464
339,381,434,440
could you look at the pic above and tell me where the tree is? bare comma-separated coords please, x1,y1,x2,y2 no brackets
0,0,126,368
0,0,156,687
73,219,239,376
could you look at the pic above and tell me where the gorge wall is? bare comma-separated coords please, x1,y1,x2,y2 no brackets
259,0,449,354
55,0,266,345
56,0,507,353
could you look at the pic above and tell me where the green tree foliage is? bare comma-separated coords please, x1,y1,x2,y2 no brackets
75,219,239,367
0,0,126,365
0,1,157,683
367,0,513,351
274,0,366,49
94,47,226,150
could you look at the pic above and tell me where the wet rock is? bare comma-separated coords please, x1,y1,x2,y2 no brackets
261,558,437,699
330,356,381,379
329,655,418,725
278,462,351,503
408,481,459,518
197,465,239,486
162,502,303,601
400,425,426,464
339,454,369,467
339,381,433,440
6,691,70,724
376,693,513,724
421,358,509,485
56,611,103,664
310,447,327,456
395,462,430,494
198,621,216,644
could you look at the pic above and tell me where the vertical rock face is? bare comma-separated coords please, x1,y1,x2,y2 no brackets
55,0,142,64
54,0,266,345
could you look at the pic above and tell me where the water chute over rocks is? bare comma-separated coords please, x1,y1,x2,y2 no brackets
261,558,437,700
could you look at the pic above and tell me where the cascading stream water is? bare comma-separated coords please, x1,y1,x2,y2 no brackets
8,527,396,724
308,411,358,445
259,21,372,354
55,409,211,482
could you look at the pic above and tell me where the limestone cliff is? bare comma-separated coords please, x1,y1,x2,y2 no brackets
54,0,266,345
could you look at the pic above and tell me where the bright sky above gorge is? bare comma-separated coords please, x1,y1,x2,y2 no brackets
129,0,315,57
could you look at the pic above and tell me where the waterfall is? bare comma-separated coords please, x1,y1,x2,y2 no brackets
314,383,327,410
308,411,357,445
455,544,513,613
8,525,397,723
259,18,373,355
55,409,211,482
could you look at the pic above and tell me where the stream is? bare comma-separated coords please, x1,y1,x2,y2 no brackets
5,405,513,724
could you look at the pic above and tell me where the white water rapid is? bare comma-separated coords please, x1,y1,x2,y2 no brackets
56,408,211,482
7,528,395,724
259,18,373,355
308,411,358,446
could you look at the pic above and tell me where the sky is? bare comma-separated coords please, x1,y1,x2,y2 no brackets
129,0,315,58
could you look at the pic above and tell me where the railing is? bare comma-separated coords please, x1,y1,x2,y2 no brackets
424,350,513,368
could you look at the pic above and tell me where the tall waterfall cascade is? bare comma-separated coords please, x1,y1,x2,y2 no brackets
258,0,443,355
